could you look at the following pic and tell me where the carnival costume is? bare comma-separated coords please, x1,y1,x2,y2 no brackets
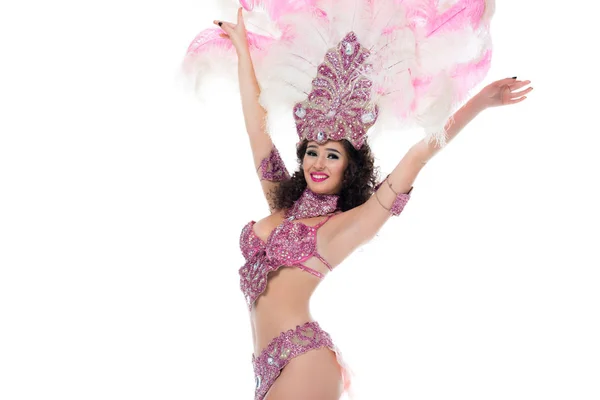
184,1,494,398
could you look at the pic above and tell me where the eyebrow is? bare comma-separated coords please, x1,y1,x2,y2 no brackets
307,145,342,155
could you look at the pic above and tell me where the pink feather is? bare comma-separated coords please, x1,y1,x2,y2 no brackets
182,27,275,77
184,0,495,144
425,0,489,37
241,0,319,23
449,49,492,100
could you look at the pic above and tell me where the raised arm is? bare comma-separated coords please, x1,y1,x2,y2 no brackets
329,77,533,254
215,8,290,212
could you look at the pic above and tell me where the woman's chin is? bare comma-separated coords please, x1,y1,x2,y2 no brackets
307,182,327,194
307,182,338,195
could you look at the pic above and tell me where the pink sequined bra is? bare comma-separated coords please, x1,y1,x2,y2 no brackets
239,213,338,309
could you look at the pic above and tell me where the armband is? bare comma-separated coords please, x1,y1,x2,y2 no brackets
257,146,290,182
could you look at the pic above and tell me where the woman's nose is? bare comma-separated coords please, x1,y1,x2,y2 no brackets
314,156,326,169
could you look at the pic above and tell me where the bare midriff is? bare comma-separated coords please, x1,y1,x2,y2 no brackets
250,266,323,356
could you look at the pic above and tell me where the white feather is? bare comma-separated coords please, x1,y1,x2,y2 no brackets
481,0,496,24
256,10,333,136
365,0,409,46
188,0,494,147
182,46,239,99
416,28,490,77
414,73,455,147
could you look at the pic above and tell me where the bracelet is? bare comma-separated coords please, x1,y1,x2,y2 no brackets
374,189,392,211
374,176,412,216
388,177,413,196
386,177,399,195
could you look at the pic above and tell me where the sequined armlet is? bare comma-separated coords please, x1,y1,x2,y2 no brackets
374,174,412,216
257,146,290,182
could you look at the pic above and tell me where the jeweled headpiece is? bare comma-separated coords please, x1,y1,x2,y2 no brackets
293,32,377,150
185,0,495,148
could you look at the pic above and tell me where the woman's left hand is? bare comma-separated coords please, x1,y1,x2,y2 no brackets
476,77,533,109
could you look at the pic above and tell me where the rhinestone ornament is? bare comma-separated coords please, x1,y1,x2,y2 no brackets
344,42,354,55
239,188,339,310
252,322,346,400
293,32,378,150
361,111,375,124
295,107,306,119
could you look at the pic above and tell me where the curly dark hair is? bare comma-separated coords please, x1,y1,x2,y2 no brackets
271,139,380,212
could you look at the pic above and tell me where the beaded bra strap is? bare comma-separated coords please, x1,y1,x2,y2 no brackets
257,146,290,182
374,175,412,216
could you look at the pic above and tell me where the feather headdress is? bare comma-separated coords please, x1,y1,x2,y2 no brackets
184,0,494,146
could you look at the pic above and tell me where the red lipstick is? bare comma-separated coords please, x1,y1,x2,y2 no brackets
310,173,329,182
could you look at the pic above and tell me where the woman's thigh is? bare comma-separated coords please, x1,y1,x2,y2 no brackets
265,347,343,400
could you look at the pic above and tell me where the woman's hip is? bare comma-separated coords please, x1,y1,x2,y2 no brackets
251,321,351,400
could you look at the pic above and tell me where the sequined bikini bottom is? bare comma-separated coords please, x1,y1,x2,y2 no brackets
252,321,351,400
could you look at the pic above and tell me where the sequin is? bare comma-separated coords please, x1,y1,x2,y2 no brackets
284,189,338,220
293,32,379,150
240,191,354,400
390,193,411,216
373,174,412,216
238,189,340,310
251,321,348,400
258,146,290,182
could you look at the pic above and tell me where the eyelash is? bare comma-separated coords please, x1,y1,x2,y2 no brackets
306,150,339,160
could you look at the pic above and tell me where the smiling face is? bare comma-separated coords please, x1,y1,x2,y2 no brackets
302,140,349,195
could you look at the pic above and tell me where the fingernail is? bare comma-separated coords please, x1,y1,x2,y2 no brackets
218,21,222,26
512,76,517,79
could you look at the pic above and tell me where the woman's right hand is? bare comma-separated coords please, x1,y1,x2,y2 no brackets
214,7,249,53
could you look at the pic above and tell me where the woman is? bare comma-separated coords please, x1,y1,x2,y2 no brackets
187,2,532,399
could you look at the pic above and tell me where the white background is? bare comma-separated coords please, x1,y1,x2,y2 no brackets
1,1,599,399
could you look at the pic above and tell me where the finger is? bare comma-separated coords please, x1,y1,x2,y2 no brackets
213,20,236,31
496,77,519,86
237,7,245,26
506,96,527,105
508,80,532,90
240,0,253,11
510,87,533,98
501,84,512,96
